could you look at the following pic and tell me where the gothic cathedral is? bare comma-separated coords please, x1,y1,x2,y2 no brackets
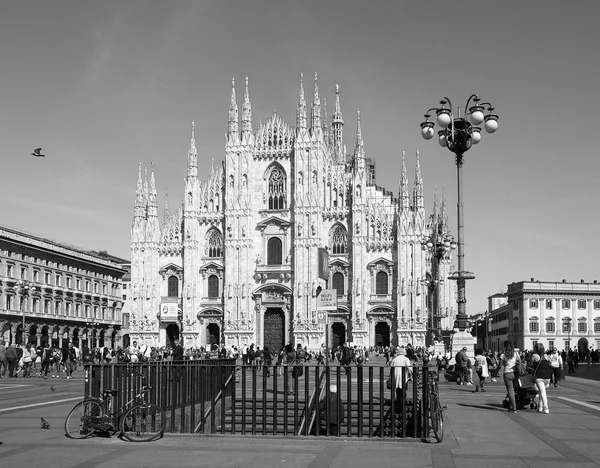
127,74,457,351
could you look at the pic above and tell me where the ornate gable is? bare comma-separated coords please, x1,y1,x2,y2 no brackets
256,216,291,233
159,263,183,280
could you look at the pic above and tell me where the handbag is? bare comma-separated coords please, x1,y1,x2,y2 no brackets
386,377,392,390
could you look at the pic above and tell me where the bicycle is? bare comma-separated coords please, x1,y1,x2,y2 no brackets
428,371,445,443
64,371,166,442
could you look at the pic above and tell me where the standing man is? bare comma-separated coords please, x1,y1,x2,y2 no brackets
6,343,17,377
172,339,184,361
455,347,469,385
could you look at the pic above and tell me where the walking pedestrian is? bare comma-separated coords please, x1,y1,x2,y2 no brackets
548,349,562,387
474,349,488,392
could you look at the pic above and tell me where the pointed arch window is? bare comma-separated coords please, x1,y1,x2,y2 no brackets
332,272,344,297
168,276,179,297
208,275,219,298
376,271,388,295
330,225,347,254
206,230,223,258
267,237,283,265
267,167,287,210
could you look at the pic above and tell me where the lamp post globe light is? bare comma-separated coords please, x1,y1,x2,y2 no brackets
420,95,498,333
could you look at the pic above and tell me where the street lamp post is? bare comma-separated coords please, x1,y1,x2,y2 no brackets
421,224,457,346
564,317,572,351
86,321,101,349
13,280,33,345
420,95,498,331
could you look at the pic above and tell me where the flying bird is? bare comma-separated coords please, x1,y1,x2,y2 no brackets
31,148,46,157
50,385,55,392
41,418,51,429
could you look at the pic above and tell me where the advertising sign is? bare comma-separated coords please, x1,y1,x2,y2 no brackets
160,303,179,321
316,289,337,311
318,248,329,280
317,310,327,324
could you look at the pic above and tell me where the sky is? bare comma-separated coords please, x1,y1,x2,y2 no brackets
1,1,599,316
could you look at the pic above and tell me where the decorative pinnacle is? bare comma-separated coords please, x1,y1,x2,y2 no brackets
313,71,319,101
242,76,252,133
190,120,196,152
354,110,364,157
297,72,307,129
333,82,343,124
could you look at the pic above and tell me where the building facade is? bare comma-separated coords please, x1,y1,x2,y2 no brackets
0,225,127,348
488,279,600,352
127,75,457,351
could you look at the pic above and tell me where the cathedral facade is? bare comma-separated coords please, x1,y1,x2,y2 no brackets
127,74,457,351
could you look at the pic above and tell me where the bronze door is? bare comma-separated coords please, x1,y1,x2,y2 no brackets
375,322,390,347
332,323,346,348
264,308,285,353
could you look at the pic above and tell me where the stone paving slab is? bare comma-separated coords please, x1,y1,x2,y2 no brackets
2,372,600,468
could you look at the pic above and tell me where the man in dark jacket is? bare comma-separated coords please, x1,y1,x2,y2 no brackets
6,343,18,377
455,347,469,385
319,384,345,436
172,340,184,361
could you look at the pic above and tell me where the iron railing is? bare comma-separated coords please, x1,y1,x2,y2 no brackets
84,362,434,439
84,359,236,433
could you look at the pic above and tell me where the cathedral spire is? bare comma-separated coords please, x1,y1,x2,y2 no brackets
241,76,252,134
187,121,197,178
228,77,238,136
399,151,410,210
311,72,321,130
148,162,158,218
134,162,145,219
296,73,307,130
431,186,438,226
440,186,448,227
332,82,344,160
163,188,170,224
354,110,365,159
323,98,331,147
413,150,424,210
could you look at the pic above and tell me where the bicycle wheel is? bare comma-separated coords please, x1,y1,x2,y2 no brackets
65,399,103,439
430,391,444,443
120,403,166,442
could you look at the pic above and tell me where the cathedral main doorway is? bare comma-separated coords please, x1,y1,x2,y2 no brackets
375,322,390,347
207,323,220,346
166,324,180,348
263,308,285,353
332,323,346,348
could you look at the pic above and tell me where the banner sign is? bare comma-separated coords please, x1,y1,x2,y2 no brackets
160,303,179,320
317,289,337,311
318,248,329,280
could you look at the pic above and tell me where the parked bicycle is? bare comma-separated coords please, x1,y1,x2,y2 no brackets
428,370,445,443
64,371,166,442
